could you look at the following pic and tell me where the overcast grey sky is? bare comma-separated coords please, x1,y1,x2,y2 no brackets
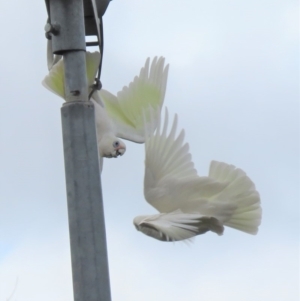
0,0,299,300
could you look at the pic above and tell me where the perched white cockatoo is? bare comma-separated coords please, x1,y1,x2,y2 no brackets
134,108,262,242
42,52,169,169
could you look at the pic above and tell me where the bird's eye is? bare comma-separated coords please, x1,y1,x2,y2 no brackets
113,141,120,148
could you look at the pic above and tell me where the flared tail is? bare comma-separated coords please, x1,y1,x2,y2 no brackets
209,161,262,234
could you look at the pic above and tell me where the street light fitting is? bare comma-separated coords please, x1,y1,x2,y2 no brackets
44,0,111,45
84,0,111,36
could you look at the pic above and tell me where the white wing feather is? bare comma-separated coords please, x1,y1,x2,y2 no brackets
144,108,231,217
97,57,169,143
42,52,100,99
42,52,166,145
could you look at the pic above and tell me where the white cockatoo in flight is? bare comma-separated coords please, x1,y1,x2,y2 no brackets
134,109,262,242
42,52,169,169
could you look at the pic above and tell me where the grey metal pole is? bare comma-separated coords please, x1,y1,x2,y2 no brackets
48,1,111,300
61,103,111,301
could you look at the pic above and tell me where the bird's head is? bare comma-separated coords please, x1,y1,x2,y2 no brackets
133,215,171,241
133,215,148,231
99,135,126,158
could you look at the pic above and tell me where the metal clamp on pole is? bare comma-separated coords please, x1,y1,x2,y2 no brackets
44,1,112,300
49,0,88,102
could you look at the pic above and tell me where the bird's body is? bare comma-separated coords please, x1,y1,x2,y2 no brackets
134,211,224,241
90,93,125,158
42,52,169,169
134,109,262,242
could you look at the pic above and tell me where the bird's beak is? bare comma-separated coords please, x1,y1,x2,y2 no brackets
116,147,126,157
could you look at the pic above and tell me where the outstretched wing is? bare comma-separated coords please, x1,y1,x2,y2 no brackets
144,108,230,214
133,210,224,242
42,51,100,99
98,57,169,143
144,108,197,184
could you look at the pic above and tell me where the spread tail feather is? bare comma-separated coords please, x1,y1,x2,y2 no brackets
209,161,262,235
